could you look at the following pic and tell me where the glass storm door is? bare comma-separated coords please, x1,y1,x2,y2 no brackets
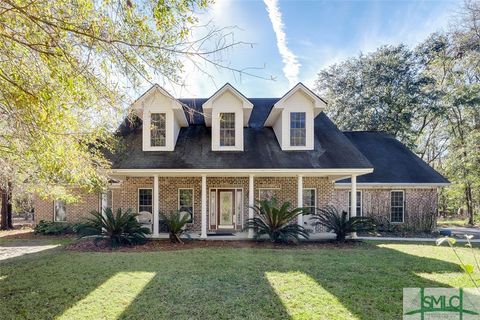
218,190,235,228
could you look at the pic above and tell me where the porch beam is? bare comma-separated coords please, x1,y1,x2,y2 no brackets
153,175,159,236
248,174,254,239
201,175,207,239
350,174,357,218
297,175,303,226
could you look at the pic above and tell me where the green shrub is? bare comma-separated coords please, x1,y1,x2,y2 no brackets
244,198,309,243
311,206,375,242
76,208,150,248
34,220,75,235
160,211,190,243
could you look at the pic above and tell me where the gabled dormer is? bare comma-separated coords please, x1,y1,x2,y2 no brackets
132,85,189,151
202,83,253,151
264,83,326,151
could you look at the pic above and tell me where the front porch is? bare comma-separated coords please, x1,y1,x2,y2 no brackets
109,169,371,239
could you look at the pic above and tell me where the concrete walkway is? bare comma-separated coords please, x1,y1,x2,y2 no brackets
0,240,59,262
358,236,480,243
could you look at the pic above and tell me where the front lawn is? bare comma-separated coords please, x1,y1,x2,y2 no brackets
0,239,479,319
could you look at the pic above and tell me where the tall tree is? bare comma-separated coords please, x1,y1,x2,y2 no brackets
0,0,248,228
314,45,440,149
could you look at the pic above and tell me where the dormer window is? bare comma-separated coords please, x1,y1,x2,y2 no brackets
290,112,306,146
220,113,236,146
150,113,166,147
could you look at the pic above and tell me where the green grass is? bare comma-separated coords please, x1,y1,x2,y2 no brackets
1,240,480,319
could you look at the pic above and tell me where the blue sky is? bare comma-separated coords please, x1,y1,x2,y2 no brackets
158,0,460,98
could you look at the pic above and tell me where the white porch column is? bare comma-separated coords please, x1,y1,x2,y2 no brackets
350,174,357,218
297,175,303,226
153,175,159,236
201,175,207,239
248,174,254,239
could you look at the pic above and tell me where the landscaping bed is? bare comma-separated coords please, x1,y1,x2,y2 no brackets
66,238,364,252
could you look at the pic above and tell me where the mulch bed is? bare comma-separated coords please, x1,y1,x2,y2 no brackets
66,238,365,252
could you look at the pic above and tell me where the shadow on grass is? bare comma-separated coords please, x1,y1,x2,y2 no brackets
0,242,467,320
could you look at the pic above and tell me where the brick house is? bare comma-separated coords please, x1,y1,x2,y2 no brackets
34,83,449,238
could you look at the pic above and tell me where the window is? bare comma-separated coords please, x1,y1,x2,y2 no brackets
150,113,166,147
290,112,306,146
348,191,362,217
390,191,404,223
54,200,66,222
258,188,279,201
303,189,316,215
219,112,235,146
99,190,113,212
138,188,153,213
178,188,194,223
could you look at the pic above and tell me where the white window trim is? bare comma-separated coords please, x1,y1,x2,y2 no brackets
303,188,316,214
390,190,405,223
178,188,194,224
53,200,67,223
348,190,363,217
150,112,167,147
138,188,154,214
290,112,307,147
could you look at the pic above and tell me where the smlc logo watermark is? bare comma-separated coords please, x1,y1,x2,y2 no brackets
404,288,480,319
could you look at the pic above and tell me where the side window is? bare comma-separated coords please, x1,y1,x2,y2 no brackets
303,189,316,215
290,112,306,146
348,191,362,216
138,188,153,213
54,200,66,222
390,191,404,223
178,188,194,223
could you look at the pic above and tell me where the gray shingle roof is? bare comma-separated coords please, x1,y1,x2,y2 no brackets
337,131,449,184
111,98,372,170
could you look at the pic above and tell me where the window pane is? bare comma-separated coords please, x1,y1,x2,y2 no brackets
178,189,193,223
139,189,153,213
210,190,216,227
390,191,404,223
54,200,66,222
220,113,235,146
259,189,277,201
151,113,166,147
303,189,316,215
290,112,306,146
236,190,243,227
348,191,362,216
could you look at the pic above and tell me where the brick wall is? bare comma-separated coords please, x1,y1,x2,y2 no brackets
332,187,438,231
34,189,99,223
34,177,439,232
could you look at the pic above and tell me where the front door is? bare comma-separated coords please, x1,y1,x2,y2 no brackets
217,189,235,229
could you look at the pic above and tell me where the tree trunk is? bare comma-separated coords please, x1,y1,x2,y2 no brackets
466,183,474,225
0,186,7,230
6,181,13,229
0,182,13,230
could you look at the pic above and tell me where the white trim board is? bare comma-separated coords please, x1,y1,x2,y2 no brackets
112,168,374,177
335,182,449,189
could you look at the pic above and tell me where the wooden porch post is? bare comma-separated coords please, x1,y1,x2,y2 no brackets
248,174,254,238
153,175,159,236
297,175,303,226
201,175,207,239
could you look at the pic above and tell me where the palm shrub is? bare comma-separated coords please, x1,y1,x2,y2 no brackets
76,208,150,248
159,211,190,243
311,206,375,242
244,198,309,243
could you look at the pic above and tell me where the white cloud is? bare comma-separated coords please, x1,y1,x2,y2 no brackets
263,0,300,87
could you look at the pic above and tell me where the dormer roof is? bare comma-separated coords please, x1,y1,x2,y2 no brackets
263,82,327,126
201,83,254,127
132,84,189,127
